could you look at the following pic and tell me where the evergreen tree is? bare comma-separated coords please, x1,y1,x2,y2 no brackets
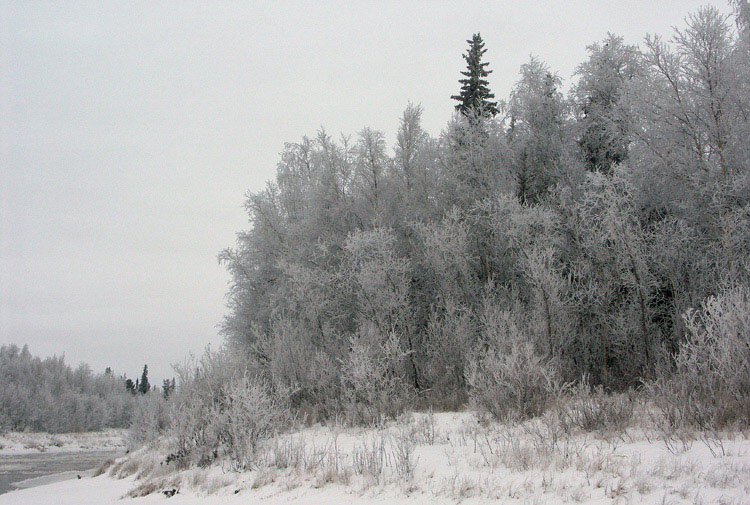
138,365,150,394
162,378,175,399
124,378,136,394
451,33,499,118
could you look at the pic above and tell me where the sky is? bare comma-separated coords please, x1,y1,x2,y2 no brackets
0,0,735,383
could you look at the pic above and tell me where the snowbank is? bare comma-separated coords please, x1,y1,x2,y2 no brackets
1,413,748,504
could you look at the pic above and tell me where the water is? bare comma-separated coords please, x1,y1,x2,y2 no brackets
0,451,122,495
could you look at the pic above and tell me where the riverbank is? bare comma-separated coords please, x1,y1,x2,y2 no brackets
2,412,748,505
0,430,126,456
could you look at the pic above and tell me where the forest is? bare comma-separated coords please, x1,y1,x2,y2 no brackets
206,2,749,430
0,344,136,432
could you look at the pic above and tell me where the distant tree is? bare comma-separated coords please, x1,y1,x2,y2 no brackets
105,366,112,375
354,127,388,218
1,344,136,432
125,378,136,394
138,365,150,394
451,33,499,118
162,378,175,399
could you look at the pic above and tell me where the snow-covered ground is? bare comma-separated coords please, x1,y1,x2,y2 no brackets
0,430,126,456
1,412,748,505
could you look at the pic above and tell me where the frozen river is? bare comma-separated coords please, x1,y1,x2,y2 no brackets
0,450,122,495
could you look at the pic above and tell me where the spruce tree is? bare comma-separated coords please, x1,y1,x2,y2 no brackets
451,33,499,118
138,365,150,394
162,378,175,399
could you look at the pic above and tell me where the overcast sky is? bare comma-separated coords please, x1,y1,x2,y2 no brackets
1,0,733,382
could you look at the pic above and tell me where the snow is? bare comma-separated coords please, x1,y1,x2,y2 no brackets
1,412,749,505
0,474,133,505
0,430,126,456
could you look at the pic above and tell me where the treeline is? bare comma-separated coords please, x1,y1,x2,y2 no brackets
212,4,749,426
0,344,137,433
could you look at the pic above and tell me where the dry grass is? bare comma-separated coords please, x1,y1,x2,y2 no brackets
109,404,750,504
250,468,277,489
125,475,180,498
92,457,116,477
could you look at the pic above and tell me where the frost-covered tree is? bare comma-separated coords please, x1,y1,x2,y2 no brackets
393,103,438,220
507,57,573,203
630,6,745,188
354,128,389,220
0,345,136,432
571,34,641,173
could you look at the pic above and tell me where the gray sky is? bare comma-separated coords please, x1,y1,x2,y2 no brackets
1,0,733,382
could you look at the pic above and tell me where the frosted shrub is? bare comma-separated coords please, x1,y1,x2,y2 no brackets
648,285,750,430
391,423,418,479
127,393,170,449
223,375,283,468
341,327,413,425
467,341,558,420
467,302,559,420
0,413,9,434
168,346,247,463
559,379,634,436
351,433,387,481
421,302,474,408
254,318,338,420
168,393,210,468
169,373,282,469
465,309,552,420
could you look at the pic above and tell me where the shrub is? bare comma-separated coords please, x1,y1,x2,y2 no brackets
252,318,339,421
467,341,558,421
466,307,559,420
222,375,283,468
351,433,387,481
647,285,750,431
421,302,474,409
391,423,418,479
127,392,170,449
340,326,413,425
166,347,285,468
559,379,634,436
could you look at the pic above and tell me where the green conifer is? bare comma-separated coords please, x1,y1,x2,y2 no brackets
138,365,150,394
451,33,499,118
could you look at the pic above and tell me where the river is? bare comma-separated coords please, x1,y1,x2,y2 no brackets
0,451,122,495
